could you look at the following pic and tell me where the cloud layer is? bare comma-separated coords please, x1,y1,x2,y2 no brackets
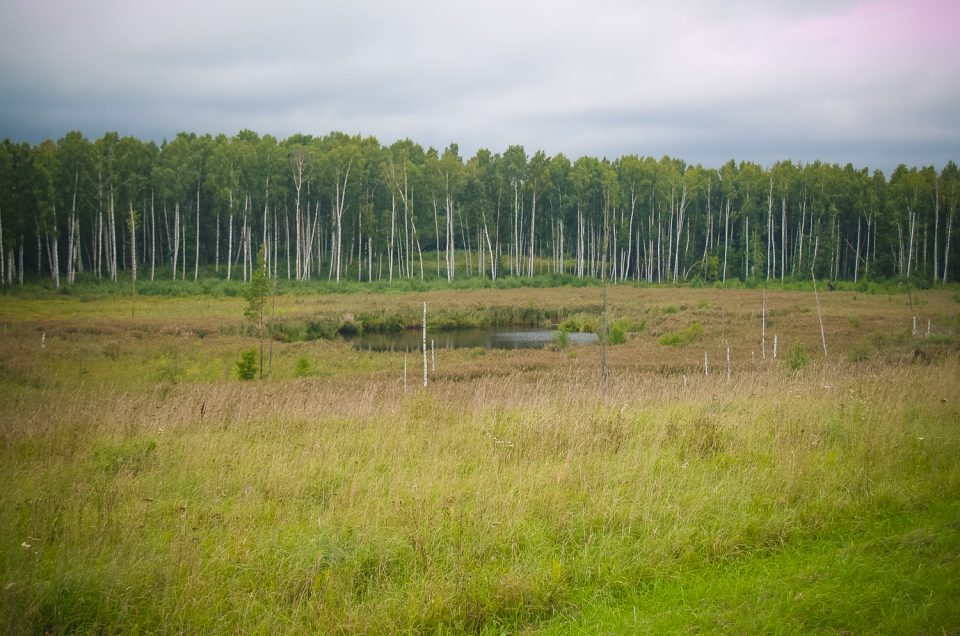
1,0,957,172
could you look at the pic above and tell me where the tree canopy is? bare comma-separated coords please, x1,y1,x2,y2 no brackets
0,131,956,287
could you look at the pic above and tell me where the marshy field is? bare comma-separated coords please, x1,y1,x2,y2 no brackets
1,283,959,633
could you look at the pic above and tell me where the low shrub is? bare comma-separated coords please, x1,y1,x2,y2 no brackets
294,357,312,378
236,348,258,380
658,322,704,347
549,329,570,351
788,343,808,371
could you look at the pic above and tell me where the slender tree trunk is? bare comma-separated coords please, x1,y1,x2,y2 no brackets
907,207,916,277
433,196,440,277
528,189,536,277
722,198,730,283
422,302,428,387
626,191,636,282
181,215,186,280
172,202,180,280
674,186,687,283
781,196,787,282
854,216,862,283
600,204,609,382
766,179,772,281
109,189,117,281
227,210,234,281
389,194,396,282
193,186,200,280
745,216,749,280
812,264,828,357
933,178,940,283
150,191,156,281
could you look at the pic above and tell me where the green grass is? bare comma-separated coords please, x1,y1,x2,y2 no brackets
540,501,960,633
1,286,959,633
657,321,704,347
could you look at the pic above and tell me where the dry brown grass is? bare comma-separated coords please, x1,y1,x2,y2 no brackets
1,286,958,633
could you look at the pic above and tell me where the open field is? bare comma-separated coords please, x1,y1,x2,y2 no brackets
1,284,959,633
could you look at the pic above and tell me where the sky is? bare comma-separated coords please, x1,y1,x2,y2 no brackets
0,0,957,173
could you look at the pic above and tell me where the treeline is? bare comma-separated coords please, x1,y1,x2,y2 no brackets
0,130,957,288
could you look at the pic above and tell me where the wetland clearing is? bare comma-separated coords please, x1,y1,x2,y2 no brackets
1,283,958,633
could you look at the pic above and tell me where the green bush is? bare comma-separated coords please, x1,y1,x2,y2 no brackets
846,341,873,363
788,343,808,371
153,353,185,384
337,320,361,337
236,348,258,380
271,322,305,343
558,313,599,333
658,322,704,347
305,319,338,340
607,324,626,345
294,357,312,378
549,329,570,351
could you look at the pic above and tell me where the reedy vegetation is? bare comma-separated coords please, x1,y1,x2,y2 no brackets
0,131,958,289
0,286,959,632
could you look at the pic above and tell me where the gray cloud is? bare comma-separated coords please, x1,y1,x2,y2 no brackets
0,0,957,173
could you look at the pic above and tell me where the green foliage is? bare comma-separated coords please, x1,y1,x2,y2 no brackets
658,322,704,347
788,343,809,370
924,334,954,345
549,328,570,351
270,322,305,343
305,319,338,340
607,323,627,345
847,341,873,363
236,348,258,380
336,319,361,337
243,247,269,327
294,357,312,378
558,313,600,333
153,353,185,384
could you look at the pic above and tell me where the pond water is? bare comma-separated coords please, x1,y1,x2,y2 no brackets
346,328,599,351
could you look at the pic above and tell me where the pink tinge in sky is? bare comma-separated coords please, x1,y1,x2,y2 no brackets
793,0,960,55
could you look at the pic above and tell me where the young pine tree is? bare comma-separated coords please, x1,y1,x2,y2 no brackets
244,246,269,379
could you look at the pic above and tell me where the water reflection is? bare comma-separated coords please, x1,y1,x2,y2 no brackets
346,328,599,351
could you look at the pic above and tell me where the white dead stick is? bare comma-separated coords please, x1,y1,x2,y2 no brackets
926,318,931,337
704,352,709,376
761,288,767,360
422,302,428,387
812,269,828,357
912,316,917,336
773,334,778,359
41,332,45,351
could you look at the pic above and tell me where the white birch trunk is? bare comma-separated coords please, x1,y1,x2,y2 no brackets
172,202,180,280
422,302,427,387
194,185,200,281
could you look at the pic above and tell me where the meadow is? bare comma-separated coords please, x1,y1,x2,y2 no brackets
1,281,959,633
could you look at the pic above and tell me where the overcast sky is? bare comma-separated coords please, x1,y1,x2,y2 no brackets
0,0,957,173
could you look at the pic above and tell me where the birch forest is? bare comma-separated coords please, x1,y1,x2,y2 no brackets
0,130,957,288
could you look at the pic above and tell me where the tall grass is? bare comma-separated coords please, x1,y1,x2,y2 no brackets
1,287,959,633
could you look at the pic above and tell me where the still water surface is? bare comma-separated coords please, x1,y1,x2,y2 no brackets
346,328,599,351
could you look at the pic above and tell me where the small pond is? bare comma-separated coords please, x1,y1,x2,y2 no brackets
346,328,599,351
